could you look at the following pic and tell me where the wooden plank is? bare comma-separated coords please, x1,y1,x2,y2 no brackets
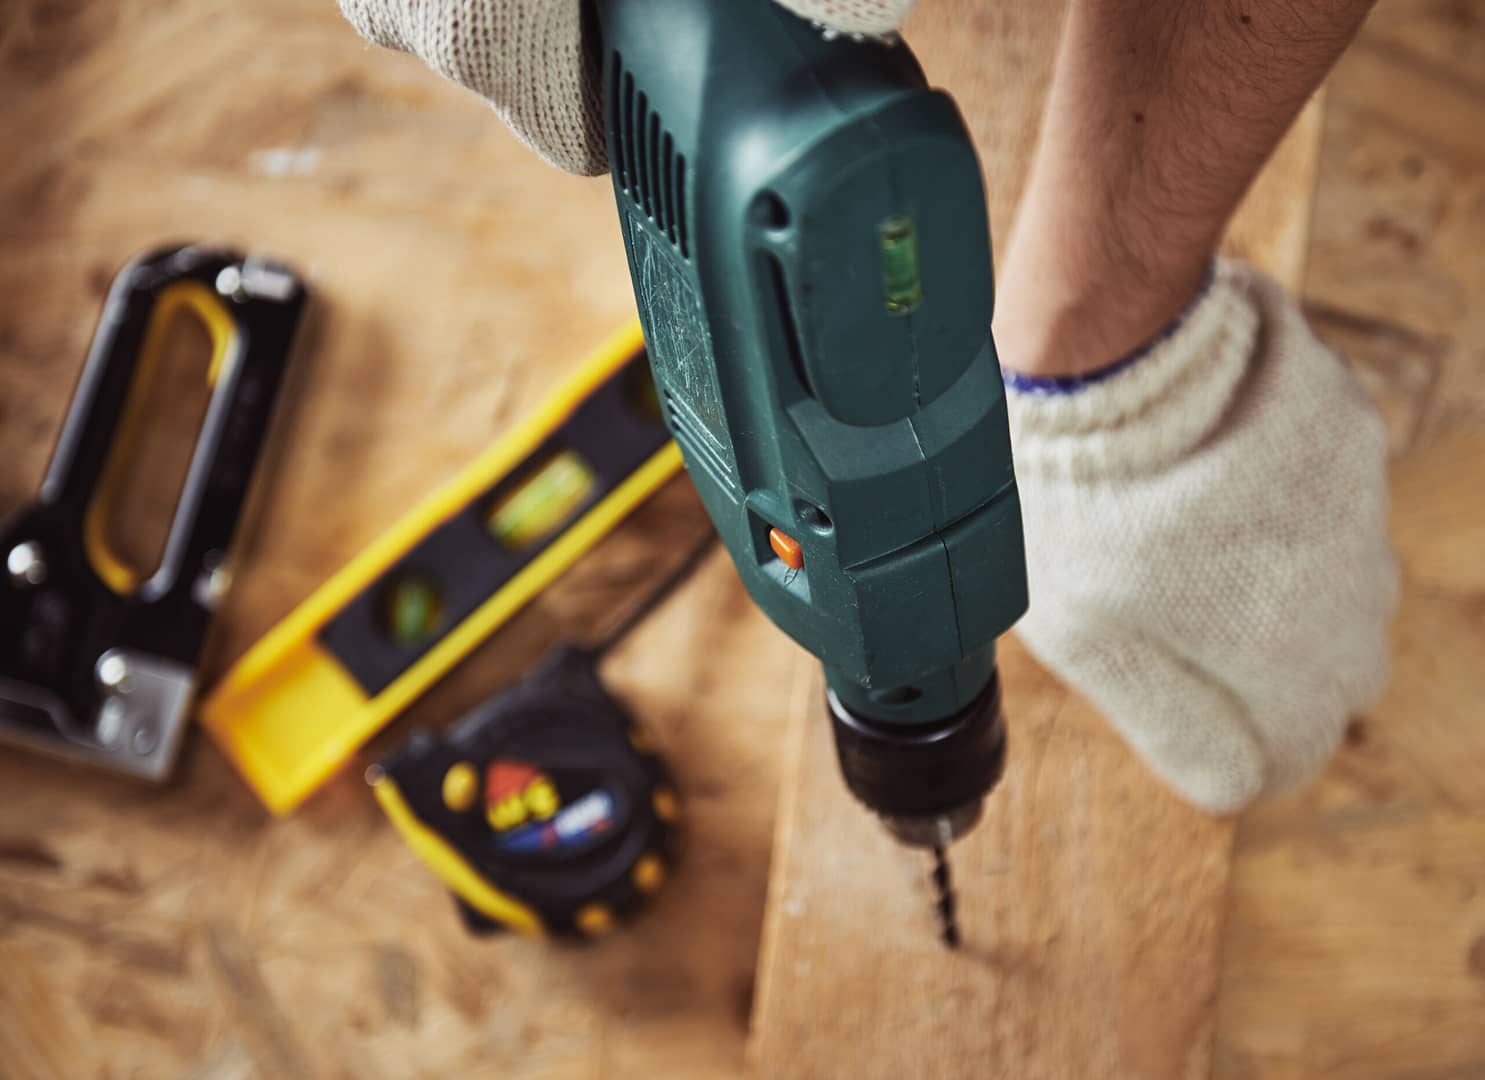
749,5,1325,1076
753,640,1235,1079
0,2,802,1075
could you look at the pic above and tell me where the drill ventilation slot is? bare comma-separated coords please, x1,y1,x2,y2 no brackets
609,52,690,258
662,389,737,496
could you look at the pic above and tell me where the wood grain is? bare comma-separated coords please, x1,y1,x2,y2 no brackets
749,5,1327,1077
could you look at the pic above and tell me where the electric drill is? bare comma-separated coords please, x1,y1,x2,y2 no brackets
597,0,1027,916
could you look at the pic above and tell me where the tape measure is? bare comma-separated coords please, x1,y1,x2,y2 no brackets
370,530,716,938
369,645,680,939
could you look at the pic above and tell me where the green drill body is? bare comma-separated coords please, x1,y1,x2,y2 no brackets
597,0,1028,849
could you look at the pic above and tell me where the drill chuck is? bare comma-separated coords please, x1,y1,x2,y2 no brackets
827,671,1007,848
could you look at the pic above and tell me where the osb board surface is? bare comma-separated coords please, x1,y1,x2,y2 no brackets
0,3,803,1076
2,1,1480,1078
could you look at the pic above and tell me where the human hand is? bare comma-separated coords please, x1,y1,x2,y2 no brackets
339,0,917,174
1005,259,1397,813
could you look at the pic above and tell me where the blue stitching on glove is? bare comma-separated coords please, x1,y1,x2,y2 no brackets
1000,262,1217,396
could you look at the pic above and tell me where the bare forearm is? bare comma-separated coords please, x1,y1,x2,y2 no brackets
994,0,1376,376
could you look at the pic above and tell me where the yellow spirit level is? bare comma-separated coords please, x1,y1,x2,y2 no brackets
201,322,682,813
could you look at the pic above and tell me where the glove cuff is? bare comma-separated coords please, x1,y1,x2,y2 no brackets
1004,258,1261,480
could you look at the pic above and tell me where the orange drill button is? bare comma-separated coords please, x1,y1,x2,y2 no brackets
769,527,804,570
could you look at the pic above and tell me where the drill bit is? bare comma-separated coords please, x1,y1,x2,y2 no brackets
930,844,960,949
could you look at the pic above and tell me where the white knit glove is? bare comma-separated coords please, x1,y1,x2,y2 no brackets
338,0,917,174
1006,259,1397,813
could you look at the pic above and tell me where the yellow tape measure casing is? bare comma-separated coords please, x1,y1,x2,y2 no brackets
371,647,679,939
